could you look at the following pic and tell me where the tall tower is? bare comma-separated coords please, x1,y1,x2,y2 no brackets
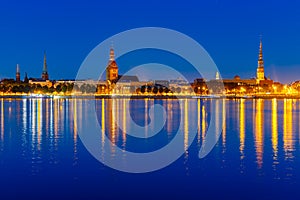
42,51,49,80
256,39,265,82
16,64,20,82
106,47,118,82
215,71,220,80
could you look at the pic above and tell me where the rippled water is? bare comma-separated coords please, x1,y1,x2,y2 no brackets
0,98,300,199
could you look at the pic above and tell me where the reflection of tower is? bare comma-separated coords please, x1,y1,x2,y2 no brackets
106,47,119,82
42,51,49,80
106,99,117,145
16,64,20,82
255,99,264,169
256,39,264,82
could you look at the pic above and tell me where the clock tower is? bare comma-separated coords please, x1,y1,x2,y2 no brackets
106,47,118,82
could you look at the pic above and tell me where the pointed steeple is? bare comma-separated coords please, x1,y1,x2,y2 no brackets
256,38,265,81
16,64,20,82
43,51,47,73
258,39,263,62
42,51,49,80
16,64,20,73
109,47,115,62
24,72,28,83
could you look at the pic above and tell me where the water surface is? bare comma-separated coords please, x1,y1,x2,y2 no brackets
0,98,299,199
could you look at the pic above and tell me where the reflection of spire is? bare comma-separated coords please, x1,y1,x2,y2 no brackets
222,99,226,149
272,99,278,161
283,99,293,158
239,99,245,159
255,99,264,169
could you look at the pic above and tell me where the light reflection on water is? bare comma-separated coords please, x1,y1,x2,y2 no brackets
0,98,300,182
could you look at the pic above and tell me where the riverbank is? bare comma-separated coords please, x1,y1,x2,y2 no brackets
1,93,300,99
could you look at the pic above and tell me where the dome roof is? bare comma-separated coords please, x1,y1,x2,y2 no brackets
234,75,240,80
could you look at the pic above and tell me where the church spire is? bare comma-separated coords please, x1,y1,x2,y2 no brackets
109,44,115,62
256,38,265,81
258,39,263,62
109,47,115,62
106,46,119,83
16,64,20,73
16,64,20,82
42,51,49,80
43,51,47,73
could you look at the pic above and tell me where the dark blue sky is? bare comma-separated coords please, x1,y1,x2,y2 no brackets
0,0,299,83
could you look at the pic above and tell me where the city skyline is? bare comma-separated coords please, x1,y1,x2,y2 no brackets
1,1,300,199
0,1,300,83
2,38,299,87
1,39,300,98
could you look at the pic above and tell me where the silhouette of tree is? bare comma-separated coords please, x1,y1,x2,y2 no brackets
56,85,62,93
152,86,158,94
141,85,146,93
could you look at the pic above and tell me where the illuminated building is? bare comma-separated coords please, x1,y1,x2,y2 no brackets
203,39,277,95
106,47,119,83
256,39,265,82
28,51,52,87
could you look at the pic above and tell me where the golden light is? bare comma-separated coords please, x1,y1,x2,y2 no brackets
222,99,226,150
184,99,189,157
271,98,278,160
239,99,245,159
254,99,264,169
283,99,293,158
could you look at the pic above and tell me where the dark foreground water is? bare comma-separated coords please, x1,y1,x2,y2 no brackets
0,97,300,199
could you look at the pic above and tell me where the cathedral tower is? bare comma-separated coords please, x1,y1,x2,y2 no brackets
256,39,265,82
106,47,118,82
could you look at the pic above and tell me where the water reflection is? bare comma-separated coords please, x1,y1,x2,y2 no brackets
254,99,264,169
239,99,245,160
215,100,220,145
0,98,79,173
1,99,4,141
122,98,127,148
283,99,294,157
1,98,300,181
201,102,207,142
101,98,105,157
272,99,278,161
197,99,201,147
184,99,189,156
0,99,4,150
222,99,226,152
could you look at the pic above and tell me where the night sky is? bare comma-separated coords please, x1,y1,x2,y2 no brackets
0,0,299,83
